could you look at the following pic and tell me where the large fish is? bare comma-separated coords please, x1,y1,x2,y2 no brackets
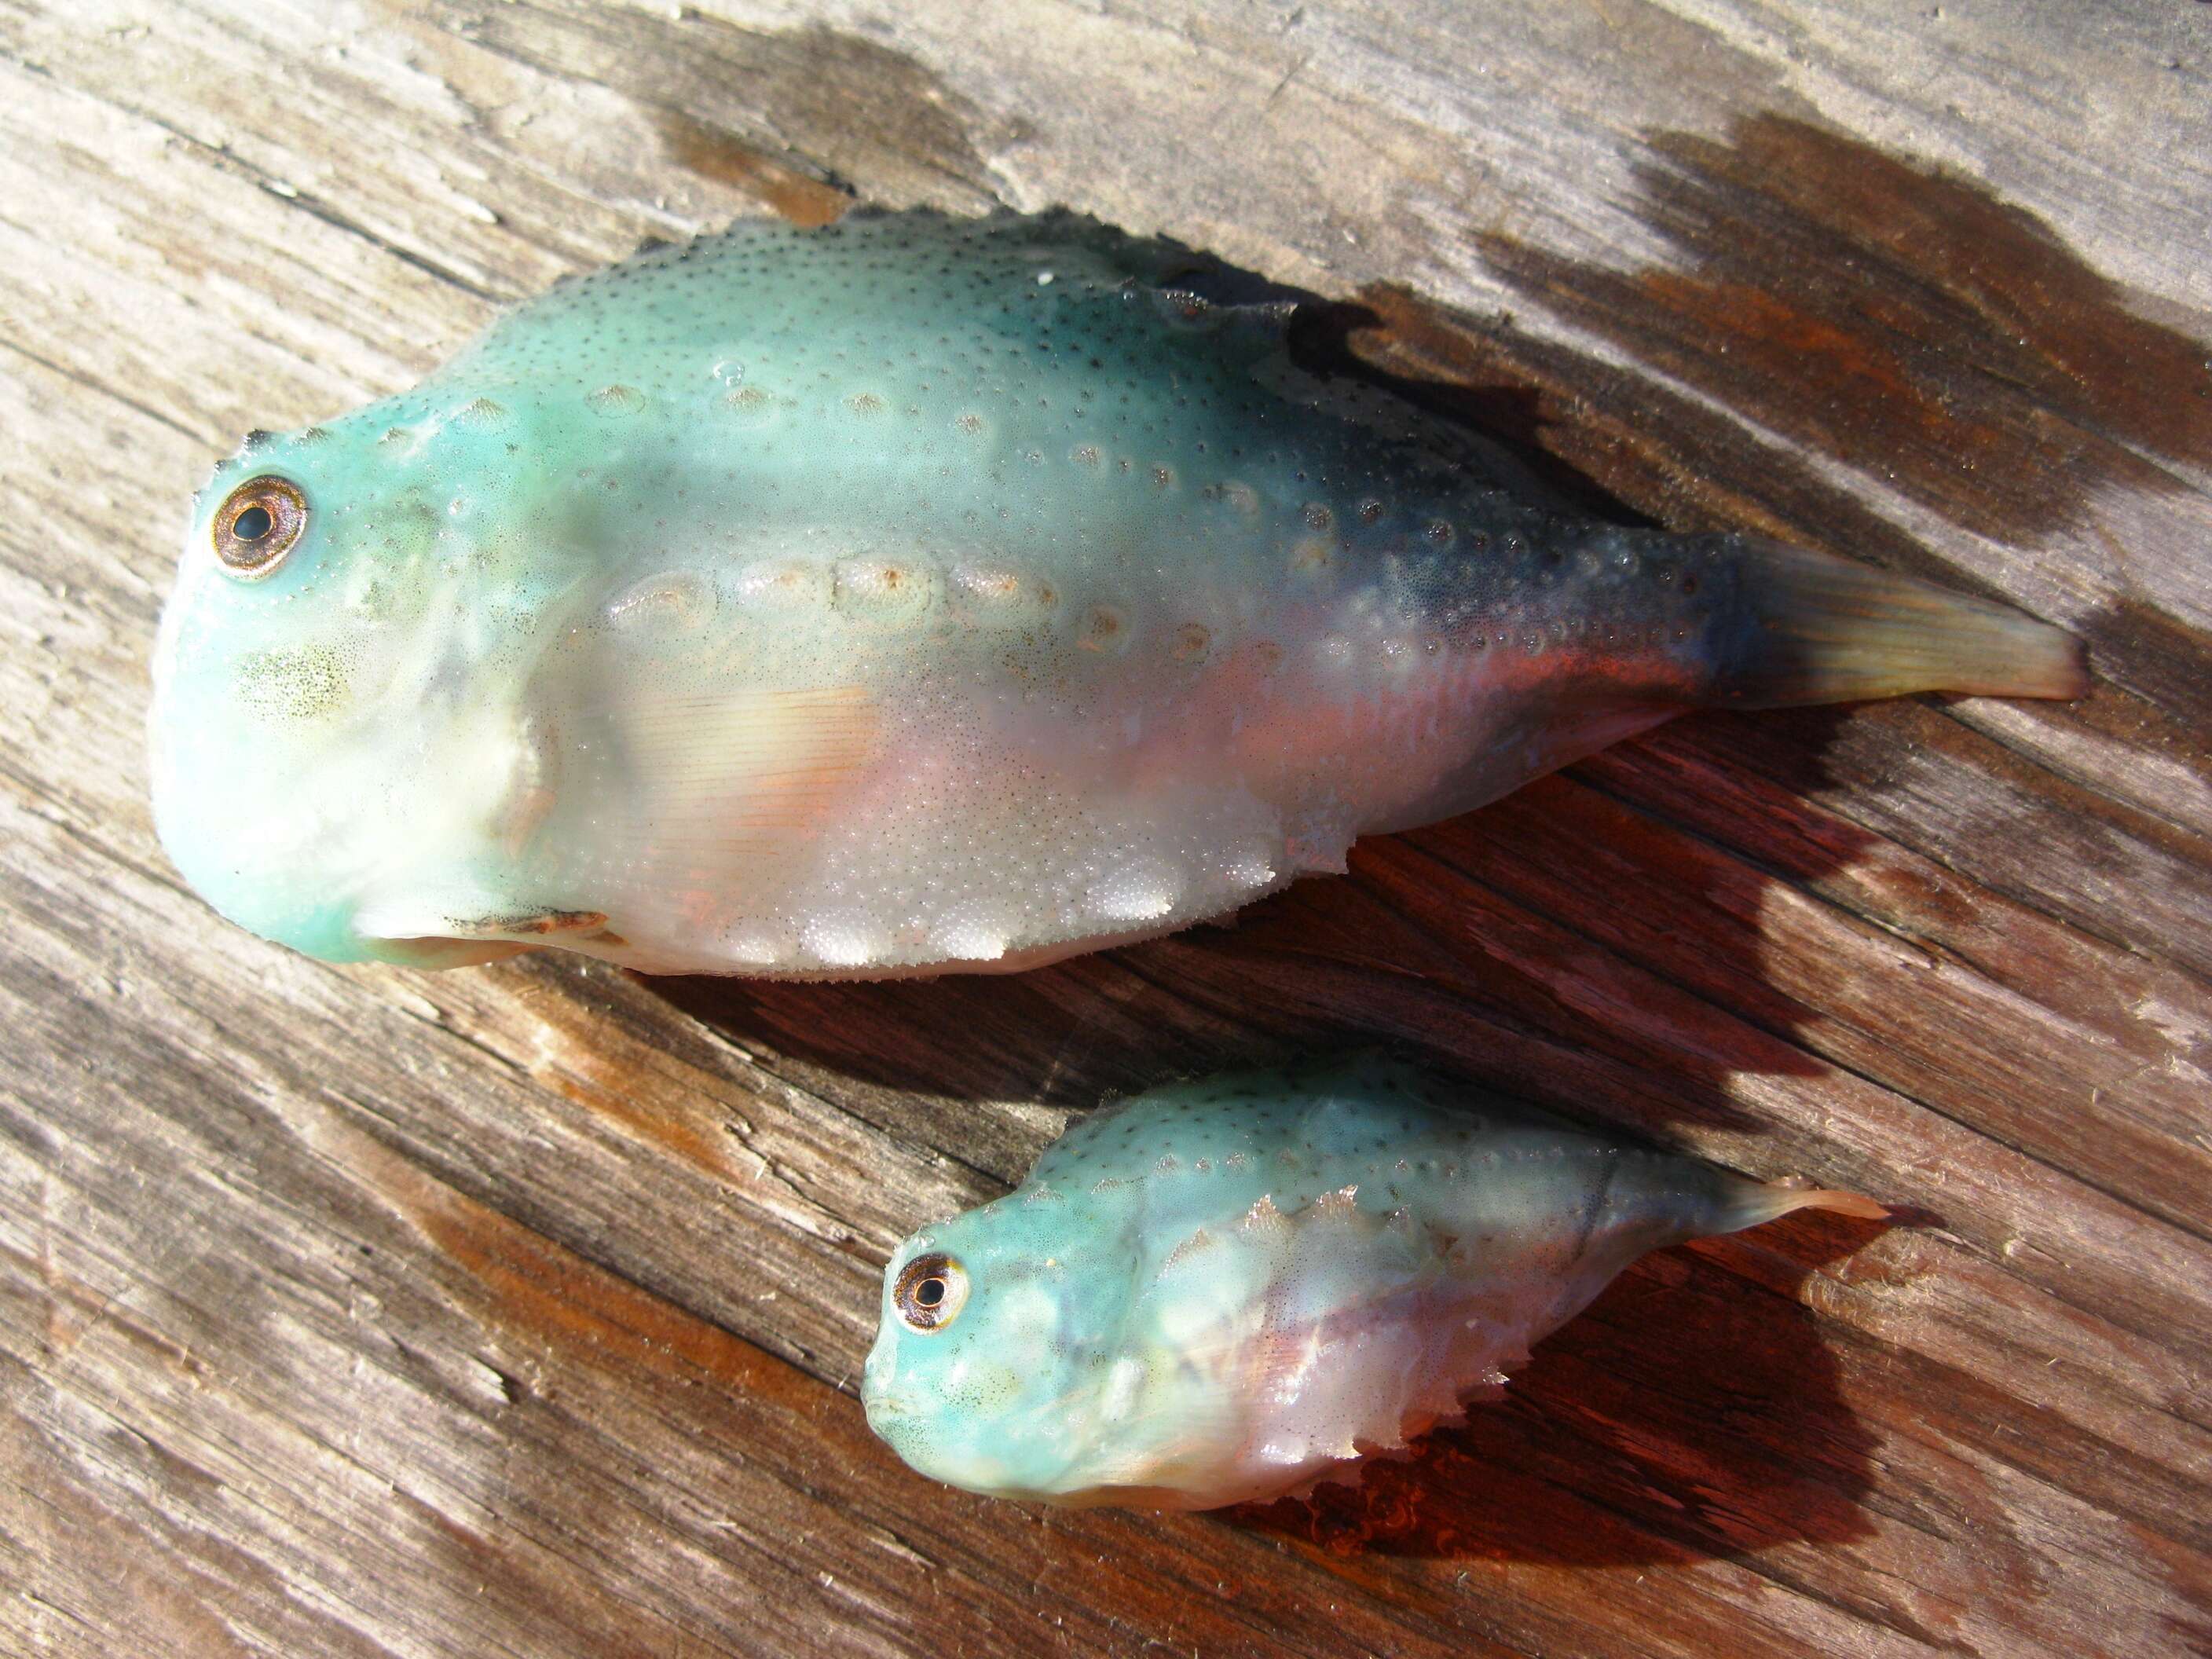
862,1055,1882,1509
149,208,2082,976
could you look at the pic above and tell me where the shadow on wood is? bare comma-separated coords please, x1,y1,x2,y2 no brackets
1232,1210,1892,1567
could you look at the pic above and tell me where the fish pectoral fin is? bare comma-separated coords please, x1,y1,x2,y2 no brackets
556,680,883,855
1247,1323,1325,1395
1083,1392,1247,1494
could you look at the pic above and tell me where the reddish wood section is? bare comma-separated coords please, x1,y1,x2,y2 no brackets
2,3,2207,1655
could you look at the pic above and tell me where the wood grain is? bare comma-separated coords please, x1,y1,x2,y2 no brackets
2,2,2209,1655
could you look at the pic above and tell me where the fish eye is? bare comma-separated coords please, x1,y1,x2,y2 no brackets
893,1252,969,1333
211,475,308,580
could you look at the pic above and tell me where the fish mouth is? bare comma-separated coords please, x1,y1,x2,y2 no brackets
861,1382,921,1437
865,1398,905,1424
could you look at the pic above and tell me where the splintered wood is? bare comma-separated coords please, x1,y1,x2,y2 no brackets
2,2,2207,1656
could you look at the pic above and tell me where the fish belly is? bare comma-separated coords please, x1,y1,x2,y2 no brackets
501,498,1725,977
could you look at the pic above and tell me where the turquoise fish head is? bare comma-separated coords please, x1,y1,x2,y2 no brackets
862,1187,1185,1506
148,383,619,965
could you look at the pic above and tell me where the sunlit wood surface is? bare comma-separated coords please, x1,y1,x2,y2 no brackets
2,2,2208,1654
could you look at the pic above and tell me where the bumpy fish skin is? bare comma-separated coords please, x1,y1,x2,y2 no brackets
861,1056,1881,1510
149,208,2081,976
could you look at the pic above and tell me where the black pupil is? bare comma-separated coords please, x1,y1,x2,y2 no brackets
914,1277,945,1308
233,505,273,541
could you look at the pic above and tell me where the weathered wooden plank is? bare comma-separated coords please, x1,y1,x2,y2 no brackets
2,1,2209,1656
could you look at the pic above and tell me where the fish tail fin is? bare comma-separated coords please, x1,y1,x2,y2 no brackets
1719,1176,1891,1232
1694,536,2086,707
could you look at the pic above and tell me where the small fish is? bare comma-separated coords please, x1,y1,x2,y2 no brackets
149,209,2082,977
862,1056,1882,1509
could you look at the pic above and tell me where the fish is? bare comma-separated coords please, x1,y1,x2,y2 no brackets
148,207,2084,977
860,1054,1883,1510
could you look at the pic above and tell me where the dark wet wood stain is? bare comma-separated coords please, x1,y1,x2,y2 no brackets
1475,114,2212,546
655,111,853,228
466,8,1009,210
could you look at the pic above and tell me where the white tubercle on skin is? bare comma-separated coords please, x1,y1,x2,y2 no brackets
1087,856,1186,922
1222,841,1277,888
931,914,1014,961
800,913,886,969
721,925,788,967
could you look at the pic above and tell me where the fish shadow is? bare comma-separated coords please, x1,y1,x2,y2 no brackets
1227,1208,1896,1563
653,702,1864,1148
